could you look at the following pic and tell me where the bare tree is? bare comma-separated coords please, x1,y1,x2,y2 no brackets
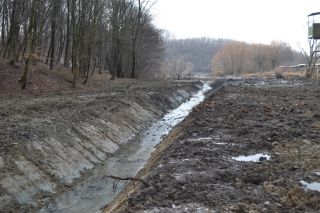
19,0,38,89
212,41,248,75
212,40,299,76
0,0,164,88
129,0,156,78
268,41,293,69
252,44,268,72
2,0,27,64
48,0,61,70
302,38,320,77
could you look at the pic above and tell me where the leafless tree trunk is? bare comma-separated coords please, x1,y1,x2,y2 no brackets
3,0,21,64
19,0,38,89
64,0,71,67
302,39,320,77
71,0,78,87
0,0,164,87
49,0,60,70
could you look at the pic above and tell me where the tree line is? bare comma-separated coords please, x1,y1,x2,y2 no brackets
0,0,163,88
160,37,228,79
212,41,303,75
160,38,303,79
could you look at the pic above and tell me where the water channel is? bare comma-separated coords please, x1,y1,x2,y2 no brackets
40,83,212,213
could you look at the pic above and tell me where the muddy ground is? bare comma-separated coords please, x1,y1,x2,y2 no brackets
116,78,320,213
0,79,203,213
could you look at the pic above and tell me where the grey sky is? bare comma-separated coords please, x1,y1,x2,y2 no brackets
152,0,320,50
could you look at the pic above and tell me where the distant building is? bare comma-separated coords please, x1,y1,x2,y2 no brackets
279,63,320,72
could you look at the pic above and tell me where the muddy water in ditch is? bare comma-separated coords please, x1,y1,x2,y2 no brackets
40,83,212,213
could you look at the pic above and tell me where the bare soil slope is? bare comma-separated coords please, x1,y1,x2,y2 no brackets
0,64,203,212
0,59,133,98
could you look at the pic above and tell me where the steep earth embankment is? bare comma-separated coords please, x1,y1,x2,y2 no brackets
0,81,203,212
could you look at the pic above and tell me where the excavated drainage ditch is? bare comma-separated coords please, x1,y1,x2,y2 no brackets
40,83,212,213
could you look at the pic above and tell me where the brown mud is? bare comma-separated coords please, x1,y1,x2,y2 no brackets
0,79,203,213
112,78,320,213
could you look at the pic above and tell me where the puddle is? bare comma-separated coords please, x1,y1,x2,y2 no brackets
187,137,228,146
214,142,227,145
187,137,213,142
143,203,212,213
300,180,320,192
40,83,211,213
232,153,271,162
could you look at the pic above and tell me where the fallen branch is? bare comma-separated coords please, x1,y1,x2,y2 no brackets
106,175,150,194
107,175,149,186
105,103,122,112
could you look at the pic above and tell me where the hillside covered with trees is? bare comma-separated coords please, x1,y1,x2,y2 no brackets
212,41,304,76
0,0,163,89
161,38,304,78
160,38,228,78
0,0,306,90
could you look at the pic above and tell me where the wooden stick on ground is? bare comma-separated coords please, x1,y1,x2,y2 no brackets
106,175,150,194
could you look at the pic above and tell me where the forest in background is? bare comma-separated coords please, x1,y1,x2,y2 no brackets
212,41,304,75
160,38,228,79
0,0,308,91
0,0,163,89
161,38,304,78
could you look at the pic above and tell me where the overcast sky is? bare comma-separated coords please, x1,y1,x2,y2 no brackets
152,0,320,50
